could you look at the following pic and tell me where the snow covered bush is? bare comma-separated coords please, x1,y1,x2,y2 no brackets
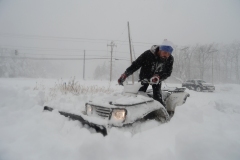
49,78,115,96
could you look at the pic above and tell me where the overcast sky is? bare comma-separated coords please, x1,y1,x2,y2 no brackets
0,0,240,78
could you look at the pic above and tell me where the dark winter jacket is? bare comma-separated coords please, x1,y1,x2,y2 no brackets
125,45,174,81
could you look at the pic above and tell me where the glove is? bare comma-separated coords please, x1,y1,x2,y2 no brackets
150,75,160,84
118,73,127,85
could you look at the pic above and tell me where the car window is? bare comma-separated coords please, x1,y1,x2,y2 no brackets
197,80,206,83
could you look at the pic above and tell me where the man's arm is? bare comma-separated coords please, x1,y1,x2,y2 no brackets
124,51,147,76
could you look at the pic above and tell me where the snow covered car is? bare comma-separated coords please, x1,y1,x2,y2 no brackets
182,79,215,92
44,83,190,136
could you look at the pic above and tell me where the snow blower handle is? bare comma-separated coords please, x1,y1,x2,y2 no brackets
140,77,160,85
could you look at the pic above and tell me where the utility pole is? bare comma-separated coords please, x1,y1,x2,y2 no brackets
107,41,117,82
128,21,134,84
83,50,85,80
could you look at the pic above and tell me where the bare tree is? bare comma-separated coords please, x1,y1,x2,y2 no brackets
192,43,239,83
194,43,217,80
172,46,187,81
230,42,240,83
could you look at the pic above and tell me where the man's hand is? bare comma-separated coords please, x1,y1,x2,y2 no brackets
118,73,127,85
150,75,160,84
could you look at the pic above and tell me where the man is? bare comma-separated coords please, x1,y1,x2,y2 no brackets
118,40,174,121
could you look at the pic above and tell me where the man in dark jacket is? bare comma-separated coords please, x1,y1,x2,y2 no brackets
118,40,174,107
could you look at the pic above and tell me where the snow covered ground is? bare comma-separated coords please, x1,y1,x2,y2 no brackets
0,78,240,160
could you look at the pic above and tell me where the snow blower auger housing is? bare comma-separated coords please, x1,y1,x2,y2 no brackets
43,106,108,136
43,82,189,136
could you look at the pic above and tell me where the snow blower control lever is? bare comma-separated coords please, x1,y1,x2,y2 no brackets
140,77,160,85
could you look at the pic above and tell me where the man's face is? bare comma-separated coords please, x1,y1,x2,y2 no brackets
157,50,170,60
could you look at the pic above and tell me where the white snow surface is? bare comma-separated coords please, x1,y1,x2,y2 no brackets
0,78,240,160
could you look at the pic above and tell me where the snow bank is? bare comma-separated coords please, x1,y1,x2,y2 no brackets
0,79,240,160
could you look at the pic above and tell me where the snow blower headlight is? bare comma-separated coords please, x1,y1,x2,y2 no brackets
85,104,93,115
112,109,126,121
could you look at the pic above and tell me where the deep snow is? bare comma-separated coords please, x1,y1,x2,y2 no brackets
0,78,240,160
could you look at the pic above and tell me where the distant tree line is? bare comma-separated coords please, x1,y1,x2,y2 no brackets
171,42,240,84
0,48,60,78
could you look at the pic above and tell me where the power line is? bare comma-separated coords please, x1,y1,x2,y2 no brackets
0,33,114,42
113,26,128,58
0,56,130,61
0,33,157,45
0,45,129,53
0,51,130,59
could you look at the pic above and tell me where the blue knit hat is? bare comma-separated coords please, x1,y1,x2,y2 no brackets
159,45,173,54
159,39,174,54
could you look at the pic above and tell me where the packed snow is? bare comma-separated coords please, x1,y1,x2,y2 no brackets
0,78,240,160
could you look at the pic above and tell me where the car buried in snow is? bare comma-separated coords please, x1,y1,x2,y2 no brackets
44,82,190,136
182,79,215,92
